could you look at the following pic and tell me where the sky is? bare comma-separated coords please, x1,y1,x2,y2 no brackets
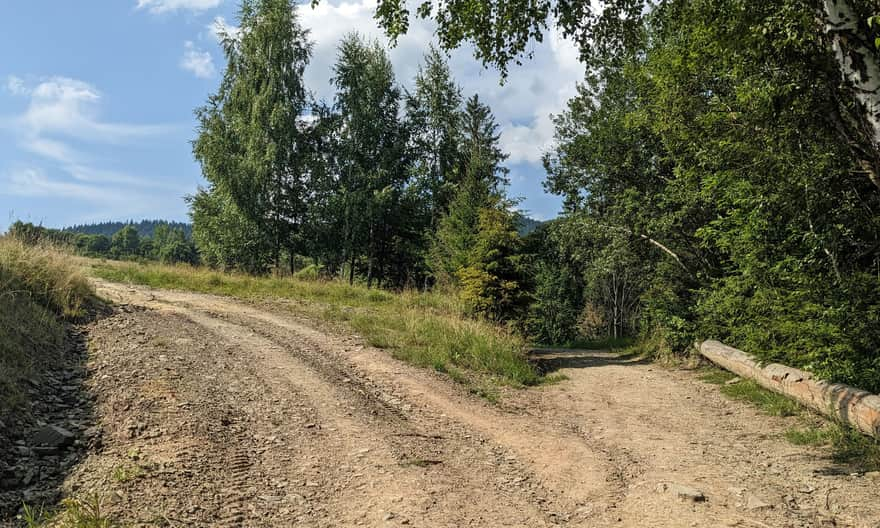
0,0,584,233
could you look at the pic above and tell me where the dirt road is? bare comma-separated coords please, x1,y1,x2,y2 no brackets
53,281,880,526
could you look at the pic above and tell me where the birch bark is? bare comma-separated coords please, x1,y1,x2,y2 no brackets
823,0,880,189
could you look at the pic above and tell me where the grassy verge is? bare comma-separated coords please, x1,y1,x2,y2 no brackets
89,261,543,389
699,366,880,470
698,368,801,417
0,237,95,418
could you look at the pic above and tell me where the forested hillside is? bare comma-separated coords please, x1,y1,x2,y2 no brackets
187,0,879,393
64,220,192,239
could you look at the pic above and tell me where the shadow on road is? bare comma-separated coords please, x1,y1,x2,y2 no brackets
0,310,109,522
529,348,652,375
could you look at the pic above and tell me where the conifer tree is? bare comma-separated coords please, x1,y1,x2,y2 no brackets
431,95,509,283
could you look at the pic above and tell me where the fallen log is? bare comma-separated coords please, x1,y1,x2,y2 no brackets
699,340,880,439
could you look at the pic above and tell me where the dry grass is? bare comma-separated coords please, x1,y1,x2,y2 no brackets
0,237,95,417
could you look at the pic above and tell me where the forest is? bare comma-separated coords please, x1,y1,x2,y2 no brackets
8,221,197,264
63,220,193,239
11,0,878,393
180,0,880,390
187,0,880,392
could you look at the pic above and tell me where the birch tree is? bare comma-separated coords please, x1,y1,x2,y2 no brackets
193,0,313,270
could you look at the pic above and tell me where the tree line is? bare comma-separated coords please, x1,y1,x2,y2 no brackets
496,0,879,392
190,0,529,323
63,220,193,239
8,221,197,264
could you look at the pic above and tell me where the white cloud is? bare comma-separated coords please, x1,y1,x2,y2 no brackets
136,0,222,14
12,77,167,143
0,76,183,215
180,41,216,79
6,75,27,96
2,167,125,202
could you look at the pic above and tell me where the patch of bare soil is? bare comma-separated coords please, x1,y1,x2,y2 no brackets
7,279,878,527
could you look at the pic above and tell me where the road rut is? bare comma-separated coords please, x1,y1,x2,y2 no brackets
54,280,880,527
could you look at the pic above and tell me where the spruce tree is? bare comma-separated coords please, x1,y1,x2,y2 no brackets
430,95,509,283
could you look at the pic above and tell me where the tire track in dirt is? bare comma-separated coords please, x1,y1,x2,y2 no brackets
94,281,576,526
89,280,880,528
101,282,622,521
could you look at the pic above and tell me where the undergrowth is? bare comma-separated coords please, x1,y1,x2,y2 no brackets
90,261,542,388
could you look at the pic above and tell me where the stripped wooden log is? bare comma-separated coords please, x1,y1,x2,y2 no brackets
699,340,880,439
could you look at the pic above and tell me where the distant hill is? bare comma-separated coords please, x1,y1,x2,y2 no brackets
63,220,192,239
516,214,545,236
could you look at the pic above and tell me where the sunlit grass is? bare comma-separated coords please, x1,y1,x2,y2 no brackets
0,237,96,417
20,494,115,528
698,367,801,417
90,260,542,388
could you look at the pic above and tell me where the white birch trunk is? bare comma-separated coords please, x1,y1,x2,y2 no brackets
824,0,880,148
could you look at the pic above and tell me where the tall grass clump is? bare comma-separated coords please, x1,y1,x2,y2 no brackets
91,261,542,387
0,237,95,417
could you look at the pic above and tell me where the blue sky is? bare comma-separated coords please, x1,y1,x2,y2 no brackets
0,0,580,233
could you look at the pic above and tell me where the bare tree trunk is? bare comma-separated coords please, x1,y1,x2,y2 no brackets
823,0,880,190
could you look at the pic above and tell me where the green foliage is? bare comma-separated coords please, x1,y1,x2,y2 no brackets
406,45,464,223
194,0,313,270
525,261,581,345
457,206,529,321
189,188,271,273
331,33,412,286
110,225,140,258
537,0,880,390
64,220,192,239
430,94,509,284
293,263,324,281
